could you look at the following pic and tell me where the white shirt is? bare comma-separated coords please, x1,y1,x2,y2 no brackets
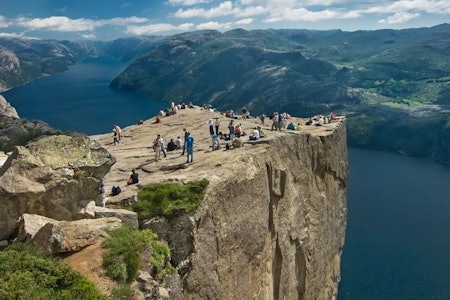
253,129,260,139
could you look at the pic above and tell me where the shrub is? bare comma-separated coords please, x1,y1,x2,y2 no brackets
110,284,133,299
103,225,153,283
134,179,208,219
0,243,106,299
103,225,174,284
150,238,174,281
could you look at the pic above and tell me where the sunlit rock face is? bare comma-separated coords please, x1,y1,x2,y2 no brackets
177,120,348,300
0,134,115,240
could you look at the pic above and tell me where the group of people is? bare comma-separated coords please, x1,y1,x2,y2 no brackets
271,112,291,131
151,129,194,163
105,106,337,202
305,112,338,126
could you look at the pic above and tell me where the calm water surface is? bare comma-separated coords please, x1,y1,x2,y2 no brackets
339,147,450,300
2,56,450,299
2,55,167,135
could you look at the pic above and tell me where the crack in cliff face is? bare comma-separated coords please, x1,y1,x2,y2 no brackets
266,162,287,237
273,236,283,300
294,237,306,300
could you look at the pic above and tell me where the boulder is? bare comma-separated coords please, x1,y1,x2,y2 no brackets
0,134,116,240
94,206,139,229
16,213,122,254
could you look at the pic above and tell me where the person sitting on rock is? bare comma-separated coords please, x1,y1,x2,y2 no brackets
249,127,260,140
127,169,139,185
235,124,243,137
167,138,177,151
175,136,182,149
258,126,265,138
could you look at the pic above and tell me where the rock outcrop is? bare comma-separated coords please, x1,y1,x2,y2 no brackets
0,105,348,299
0,95,19,119
0,95,61,154
180,123,348,299
0,134,116,240
16,213,122,254
91,107,348,299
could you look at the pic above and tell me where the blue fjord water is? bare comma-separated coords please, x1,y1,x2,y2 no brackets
2,55,167,135
2,55,450,299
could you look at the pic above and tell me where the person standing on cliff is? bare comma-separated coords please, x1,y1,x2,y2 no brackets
271,112,279,131
208,119,214,136
186,132,194,163
153,134,163,161
181,128,189,155
214,117,220,135
98,178,106,206
228,121,235,144
260,113,266,126
113,124,122,141
113,128,119,145
158,135,167,158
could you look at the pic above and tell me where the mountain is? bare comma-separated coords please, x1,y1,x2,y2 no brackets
0,38,97,92
109,25,450,165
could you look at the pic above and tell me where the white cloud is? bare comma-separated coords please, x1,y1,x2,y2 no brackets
378,11,421,24
81,33,97,39
0,15,9,28
126,23,194,35
174,1,235,18
196,21,232,30
234,5,267,18
168,0,211,6
0,32,26,38
265,7,358,23
235,18,254,25
365,0,450,14
15,16,99,32
13,16,149,33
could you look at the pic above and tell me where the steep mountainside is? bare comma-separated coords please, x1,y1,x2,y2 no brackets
0,38,97,92
110,29,359,115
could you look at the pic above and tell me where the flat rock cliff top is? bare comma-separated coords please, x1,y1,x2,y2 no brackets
91,107,345,197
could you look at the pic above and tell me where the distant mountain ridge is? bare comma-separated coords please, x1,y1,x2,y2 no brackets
110,24,450,112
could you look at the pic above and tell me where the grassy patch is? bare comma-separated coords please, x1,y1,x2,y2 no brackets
134,179,209,219
103,225,174,284
0,243,106,299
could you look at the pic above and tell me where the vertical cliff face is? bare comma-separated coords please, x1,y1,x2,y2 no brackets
182,123,348,299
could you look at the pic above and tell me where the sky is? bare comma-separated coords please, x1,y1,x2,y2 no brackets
0,0,449,40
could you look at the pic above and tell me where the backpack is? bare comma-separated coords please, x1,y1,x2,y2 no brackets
111,186,121,196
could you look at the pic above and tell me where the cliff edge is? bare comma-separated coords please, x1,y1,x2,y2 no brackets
91,107,348,299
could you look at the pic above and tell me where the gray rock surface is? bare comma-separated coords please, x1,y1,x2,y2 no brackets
0,134,116,240
16,213,122,254
0,95,19,118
